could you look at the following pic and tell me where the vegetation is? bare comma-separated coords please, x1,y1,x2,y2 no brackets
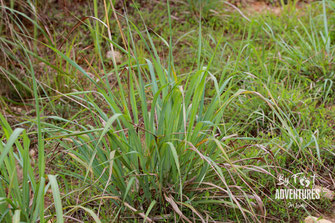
0,0,334,222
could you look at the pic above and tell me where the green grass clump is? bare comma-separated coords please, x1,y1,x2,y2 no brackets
0,0,334,222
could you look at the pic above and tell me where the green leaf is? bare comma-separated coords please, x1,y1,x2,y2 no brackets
48,175,64,223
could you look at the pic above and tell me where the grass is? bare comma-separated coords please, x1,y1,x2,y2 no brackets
0,0,334,222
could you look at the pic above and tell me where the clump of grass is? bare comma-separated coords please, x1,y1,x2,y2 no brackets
49,14,265,223
1,0,334,222
0,103,63,222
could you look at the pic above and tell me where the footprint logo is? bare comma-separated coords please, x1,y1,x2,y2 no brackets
299,176,310,188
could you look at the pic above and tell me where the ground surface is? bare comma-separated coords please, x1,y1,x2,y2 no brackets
1,0,335,222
